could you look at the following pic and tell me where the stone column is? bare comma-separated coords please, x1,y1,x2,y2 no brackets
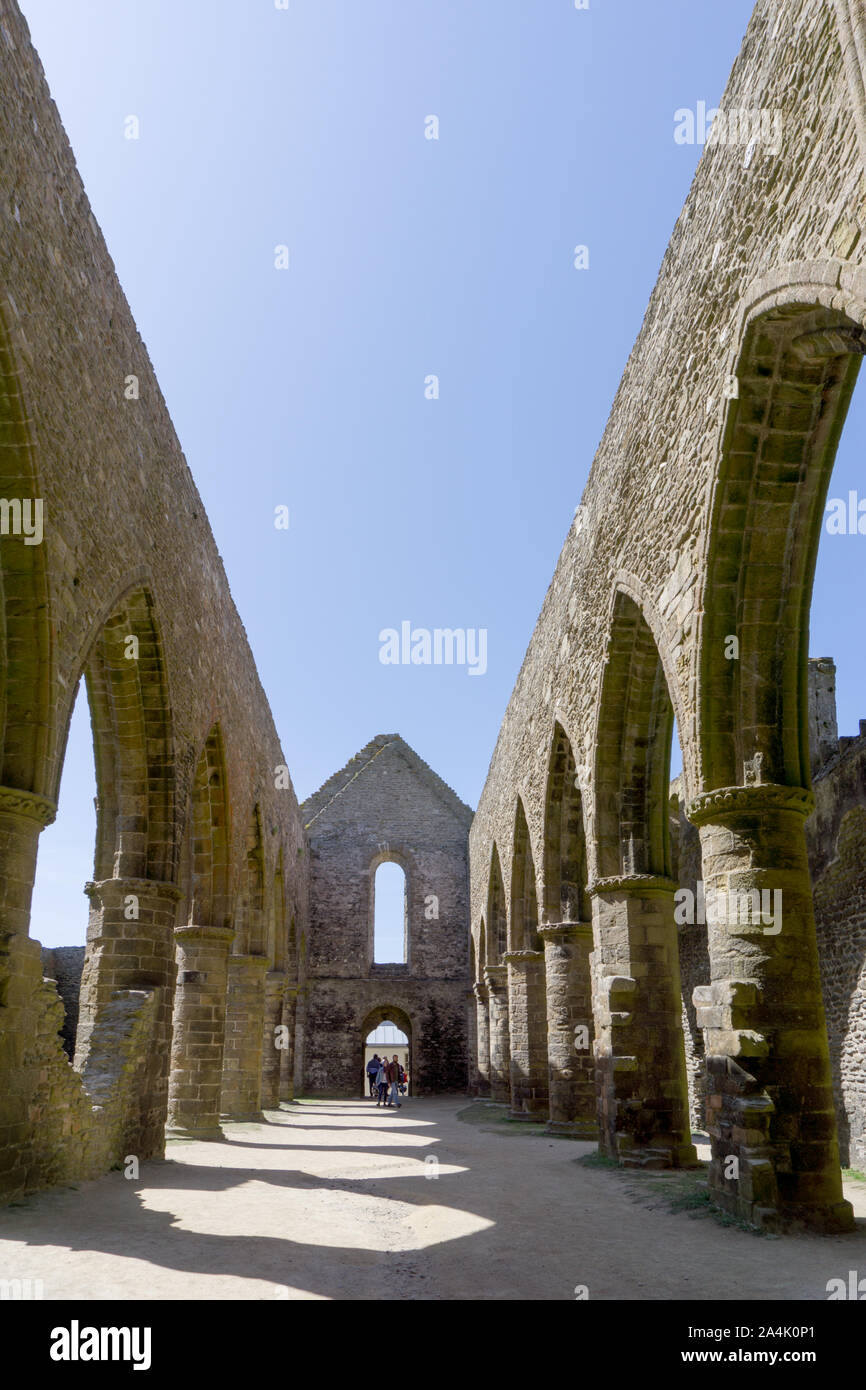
0,788,56,1201
505,949,549,1120
74,876,182,1156
688,783,854,1233
260,971,285,1110
590,875,696,1168
293,987,307,1096
473,981,491,1097
540,922,597,1137
0,787,54,939
166,924,234,1140
221,953,268,1120
279,984,298,1103
465,987,479,1093
485,965,511,1104
0,787,55,1011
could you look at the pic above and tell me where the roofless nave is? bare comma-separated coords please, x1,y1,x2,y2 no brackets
2,0,866,1239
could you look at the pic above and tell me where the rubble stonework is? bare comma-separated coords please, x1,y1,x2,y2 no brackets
301,736,472,1095
0,0,307,1202
468,0,866,1230
1,0,866,1245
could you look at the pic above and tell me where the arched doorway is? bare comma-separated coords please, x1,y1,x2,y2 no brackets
359,1004,412,1098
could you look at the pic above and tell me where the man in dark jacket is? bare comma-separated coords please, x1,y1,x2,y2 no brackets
366,1053,381,1097
386,1055,402,1109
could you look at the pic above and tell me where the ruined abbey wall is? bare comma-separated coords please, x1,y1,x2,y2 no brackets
3,0,866,1240
667,663,866,1167
0,0,308,1200
302,736,472,1096
808,726,866,1172
469,0,866,1230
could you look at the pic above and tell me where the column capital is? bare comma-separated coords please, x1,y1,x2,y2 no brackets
227,952,270,973
503,949,545,964
538,920,593,940
587,874,678,897
85,876,182,902
484,965,508,990
686,782,814,826
174,924,235,946
0,785,56,826
473,979,489,1001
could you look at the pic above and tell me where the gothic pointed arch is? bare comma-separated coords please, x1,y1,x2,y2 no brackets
234,804,266,956
66,582,176,884
272,846,286,971
182,723,231,929
594,588,676,878
542,722,587,923
0,296,52,799
486,844,507,962
510,798,541,951
699,299,865,793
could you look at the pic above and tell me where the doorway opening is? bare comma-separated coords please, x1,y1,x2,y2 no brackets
361,1010,412,1097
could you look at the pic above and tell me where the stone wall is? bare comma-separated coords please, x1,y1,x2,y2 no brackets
302,736,472,1095
807,708,866,1172
0,0,308,1202
41,945,84,1058
668,666,866,1160
467,0,866,1229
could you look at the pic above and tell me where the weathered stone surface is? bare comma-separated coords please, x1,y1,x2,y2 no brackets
301,736,472,1095
0,0,307,1201
467,0,866,1231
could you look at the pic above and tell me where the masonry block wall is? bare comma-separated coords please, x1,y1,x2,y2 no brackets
41,946,84,1058
469,0,866,1230
0,0,308,1202
807,716,866,1172
668,668,866,1164
301,736,472,1095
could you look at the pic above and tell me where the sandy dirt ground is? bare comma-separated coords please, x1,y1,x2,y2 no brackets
0,1096,865,1301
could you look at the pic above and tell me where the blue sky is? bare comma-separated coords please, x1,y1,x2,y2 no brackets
21,0,864,948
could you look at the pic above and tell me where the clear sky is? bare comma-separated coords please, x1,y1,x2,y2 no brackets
21,0,864,948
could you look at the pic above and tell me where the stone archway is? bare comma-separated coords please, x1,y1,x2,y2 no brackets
359,1003,413,1099
591,587,696,1169
691,299,865,1231
506,798,548,1121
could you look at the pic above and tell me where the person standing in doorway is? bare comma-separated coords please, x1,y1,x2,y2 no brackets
388,1054,402,1109
367,1053,381,1098
376,1059,389,1106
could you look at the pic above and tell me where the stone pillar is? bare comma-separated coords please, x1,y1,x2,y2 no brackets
279,984,298,1103
293,987,307,1096
505,949,549,1120
590,875,696,1168
221,953,268,1120
74,876,182,1155
688,783,854,1233
260,971,285,1110
465,987,478,1093
473,981,491,1097
0,788,54,940
0,788,56,1201
540,922,597,1137
166,924,234,1140
485,966,511,1104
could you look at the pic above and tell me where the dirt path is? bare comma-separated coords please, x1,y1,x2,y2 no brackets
1,1097,864,1300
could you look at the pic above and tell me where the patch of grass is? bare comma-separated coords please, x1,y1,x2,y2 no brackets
576,1152,765,1235
457,1100,570,1138
457,1101,508,1126
842,1167,866,1184
576,1150,620,1170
